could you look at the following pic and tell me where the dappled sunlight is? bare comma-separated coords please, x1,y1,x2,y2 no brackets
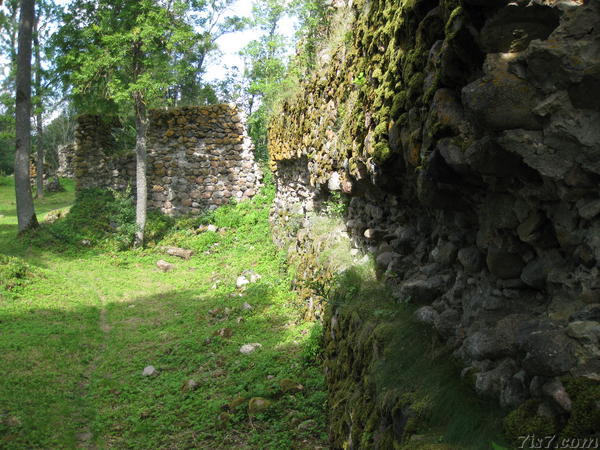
0,178,327,448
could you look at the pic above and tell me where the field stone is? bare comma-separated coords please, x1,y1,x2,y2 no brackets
542,379,572,412
156,260,175,272
182,379,199,392
240,343,262,354
577,199,600,220
236,275,250,288
242,302,253,310
163,246,194,260
279,378,304,393
142,365,158,376
458,247,483,273
486,248,524,279
242,270,261,283
248,397,272,414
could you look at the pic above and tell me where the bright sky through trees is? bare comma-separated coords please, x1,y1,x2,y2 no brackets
205,0,297,82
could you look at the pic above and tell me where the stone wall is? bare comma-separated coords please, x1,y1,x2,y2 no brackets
74,105,261,215
270,0,599,447
56,143,75,178
74,115,136,193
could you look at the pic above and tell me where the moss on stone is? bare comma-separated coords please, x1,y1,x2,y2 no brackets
560,377,600,438
504,399,557,441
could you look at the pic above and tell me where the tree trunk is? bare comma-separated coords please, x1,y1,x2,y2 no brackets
33,11,43,198
14,0,38,233
133,92,148,247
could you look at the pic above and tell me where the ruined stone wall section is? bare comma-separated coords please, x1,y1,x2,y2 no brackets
74,115,136,193
56,144,75,178
270,0,600,446
74,105,261,215
147,105,260,215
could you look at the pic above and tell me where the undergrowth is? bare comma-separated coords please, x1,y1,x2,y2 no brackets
0,255,40,298
0,173,327,449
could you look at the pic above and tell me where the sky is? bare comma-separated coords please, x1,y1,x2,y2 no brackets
0,0,297,83
204,0,298,82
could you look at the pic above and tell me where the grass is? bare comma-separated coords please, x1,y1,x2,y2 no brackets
0,175,327,449
318,242,511,449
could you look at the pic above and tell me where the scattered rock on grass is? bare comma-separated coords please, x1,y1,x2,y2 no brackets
162,246,193,260
240,343,262,354
229,395,247,409
80,239,91,246
213,327,233,339
156,260,175,272
198,224,219,233
279,378,304,393
236,270,262,289
181,379,199,392
45,209,65,224
242,302,253,311
236,275,250,289
243,269,261,283
142,365,158,377
248,397,272,414
76,431,92,442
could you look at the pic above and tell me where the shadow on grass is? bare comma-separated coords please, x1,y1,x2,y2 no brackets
0,285,327,450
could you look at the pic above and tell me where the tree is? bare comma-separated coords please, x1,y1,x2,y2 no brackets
14,0,38,232
56,0,210,245
0,0,19,174
241,0,289,160
166,0,247,106
33,10,43,196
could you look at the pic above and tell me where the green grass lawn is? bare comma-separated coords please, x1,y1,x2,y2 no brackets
0,176,327,449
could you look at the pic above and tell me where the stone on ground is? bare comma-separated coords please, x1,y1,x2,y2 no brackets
142,365,158,376
156,260,175,272
240,343,262,354
162,247,193,260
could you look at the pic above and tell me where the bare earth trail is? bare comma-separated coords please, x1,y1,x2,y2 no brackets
0,184,327,449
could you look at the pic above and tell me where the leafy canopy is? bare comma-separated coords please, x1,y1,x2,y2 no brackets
55,0,202,115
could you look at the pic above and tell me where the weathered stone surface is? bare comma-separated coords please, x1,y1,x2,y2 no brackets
522,331,577,376
267,0,600,444
486,248,524,280
457,247,483,273
156,260,175,272
240,343,262,354
479,4,559,53
74,105,262,216
163,247,193,260
462,71,541,131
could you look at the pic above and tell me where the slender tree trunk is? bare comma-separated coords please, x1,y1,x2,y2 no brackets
14,0,38,233
133,92,148,247
33,11,43,198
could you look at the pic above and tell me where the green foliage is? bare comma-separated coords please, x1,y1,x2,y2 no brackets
353,72,366,87
22,188,172,251
301,322,324,364
322,191,348,217
504,400,556,441
0,255,38,297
